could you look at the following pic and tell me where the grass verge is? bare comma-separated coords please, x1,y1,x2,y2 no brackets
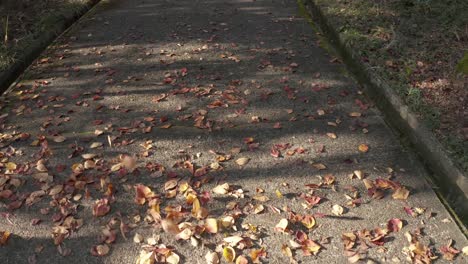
305,0,467,173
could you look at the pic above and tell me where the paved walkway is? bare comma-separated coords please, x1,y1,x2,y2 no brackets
0,0,466,263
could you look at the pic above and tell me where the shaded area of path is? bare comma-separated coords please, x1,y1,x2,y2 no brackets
0,0,466,263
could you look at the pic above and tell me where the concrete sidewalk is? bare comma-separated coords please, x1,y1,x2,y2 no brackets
0,0,466,263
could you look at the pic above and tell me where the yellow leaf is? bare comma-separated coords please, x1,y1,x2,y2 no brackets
275,189,283,198
6,162,16,171
223,246,236,263
358,144,369,153
301,215,316,229
281,244,293,258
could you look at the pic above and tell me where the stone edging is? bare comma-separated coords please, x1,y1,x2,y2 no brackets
0,0,101,93
300,0,468,226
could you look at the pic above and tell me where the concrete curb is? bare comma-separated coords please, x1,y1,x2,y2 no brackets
0,0,101,93
300,0,468,223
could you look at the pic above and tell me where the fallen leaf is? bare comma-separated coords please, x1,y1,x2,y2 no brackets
161,219,180,234
348,252,362,263
90,142,103,149
312,163,327,170
275,189,283,198
164,179,178,191
440,239,460,260
166,252,180,264
462,246,468,256
235,157,250,166
133,233,144,243
332,204,344,216
358,144,369,153
301,215,316,229
235,255,248,264
281,244,293,258
93,198,110,217
134,184,155,205
275,218,288,233
0,231,11,246
223,246,236,263
387,218,403,232
302,239,321,256
224,236,244,246
82,153,97,160
253,204,264,214
213,183,230,195
205,218,218,234
135,250,155,264
205,251,220,264
53,135,66,143
353,170,363,179
175,228,193,240
392,187,410,200
92,244,110,256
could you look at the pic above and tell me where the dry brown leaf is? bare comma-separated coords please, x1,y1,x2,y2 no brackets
82,153,97,160
392,187,410,200
164,179,178,191
53,135,66,143
253,204,264,214
387,218,403,232
213,183,230,195
166,252,180,264
205,251,220,264
133,233,144,243
205,218,218,234
275,218,288,233
353,170,363,179
235,255,248,264
175,228,193,240
224,236,244,246
312,163,327,170
93,198,110,217
235,157,250,166
0,231,11,246
135,250,155,264
90,142,103,149
161,219,180,234
462,246,468,256
332,204,344,216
